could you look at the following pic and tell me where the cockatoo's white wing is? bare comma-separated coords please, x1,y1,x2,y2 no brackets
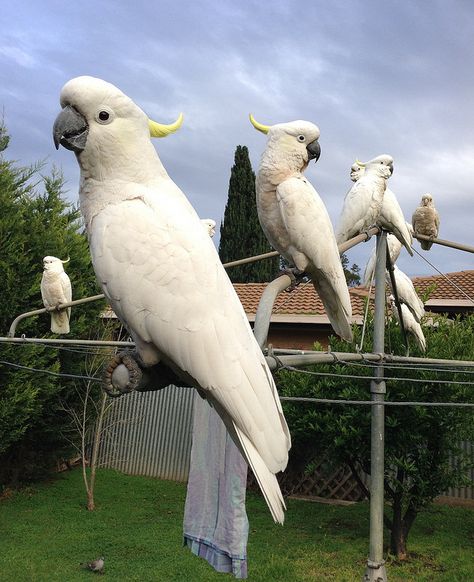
60,271,72,303
335,180,372,245
90,188,290,473
390,268,424,322
398,303,426,351
378,188,413,255
276,177,352,341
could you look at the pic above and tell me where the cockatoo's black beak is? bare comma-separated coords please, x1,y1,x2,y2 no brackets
53,105,89,153
306,139,321,163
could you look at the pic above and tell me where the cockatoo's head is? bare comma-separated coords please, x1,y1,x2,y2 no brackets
350,162,364,182
421,194,433,207
53,76,183,158
357,154,394,179
42,256,69,274
249,114,321,172
201,218,217,238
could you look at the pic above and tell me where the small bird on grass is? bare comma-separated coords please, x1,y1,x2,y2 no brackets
81,556,104,574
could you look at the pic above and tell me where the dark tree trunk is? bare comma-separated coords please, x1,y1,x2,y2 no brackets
389,495,418,560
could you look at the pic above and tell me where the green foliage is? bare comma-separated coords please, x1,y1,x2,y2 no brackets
219,145,279,282
341,253,361,287
0,126,104,486
277,313,474,554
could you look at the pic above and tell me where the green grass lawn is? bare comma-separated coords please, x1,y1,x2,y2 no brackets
0,468,472,581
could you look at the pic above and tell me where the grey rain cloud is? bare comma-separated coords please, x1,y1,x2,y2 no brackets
1,0,473,277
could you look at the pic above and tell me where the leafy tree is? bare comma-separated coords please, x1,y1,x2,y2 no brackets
219,145,279,282
341,253,361,287
277,312,474,559
0,124,105,486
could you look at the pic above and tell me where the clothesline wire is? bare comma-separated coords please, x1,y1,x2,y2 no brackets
337,359,474,375
0,359,100,382
411,247,474,304
1,359,473,407
280,396,474,408
279,365,474,386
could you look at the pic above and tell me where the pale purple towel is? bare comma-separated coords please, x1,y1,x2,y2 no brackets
183,393,249,579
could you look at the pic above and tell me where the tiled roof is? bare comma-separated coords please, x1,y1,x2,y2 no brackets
234,270,474,318
234,282,369,319
411,270,474,302
102,270,474,320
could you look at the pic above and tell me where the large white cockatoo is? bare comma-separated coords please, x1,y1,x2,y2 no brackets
249,114,353,342
387,265,425,322
53,76,290,523
348,161,412,255
40,256,72,334
389,295,426,352
412,194,440,250
335,155,393,245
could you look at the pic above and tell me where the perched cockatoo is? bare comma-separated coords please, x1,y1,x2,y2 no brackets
389,295,426,352
53,77,290,523
349,161,412,255
335,155,393,245
40,256,72,334
387,265,424,322
412,194,440,250
363,224,413,288
249,114,353,342
201,218,216,237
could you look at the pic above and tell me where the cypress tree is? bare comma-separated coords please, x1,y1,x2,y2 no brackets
219,145,279,282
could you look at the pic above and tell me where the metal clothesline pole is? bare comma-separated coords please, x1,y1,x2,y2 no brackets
364,231,388,582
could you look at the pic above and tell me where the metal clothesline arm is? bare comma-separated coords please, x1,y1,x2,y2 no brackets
8,294,106,338
413,233,474,254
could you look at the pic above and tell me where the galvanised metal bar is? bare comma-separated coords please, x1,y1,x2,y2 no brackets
364,231,388,582
6,228,382,339
8,294,105,337
269,349,474,368
413,233,474,254
253,275,293,349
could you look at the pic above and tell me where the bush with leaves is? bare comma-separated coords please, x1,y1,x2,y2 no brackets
277,312,474,559
0,124,105,486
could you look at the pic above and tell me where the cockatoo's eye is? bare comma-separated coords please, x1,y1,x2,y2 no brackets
297,135,305,142
95,108,114,125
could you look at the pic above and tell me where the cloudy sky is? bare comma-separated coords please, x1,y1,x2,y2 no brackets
1,0,473,277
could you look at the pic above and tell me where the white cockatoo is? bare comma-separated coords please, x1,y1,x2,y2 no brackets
363,224,413,288
335,155,393,245
201,218,216,237
40,256,72,334
349,161,412,255
389,295,426,352
53,77,290,523
387,265,424,322
249,114,353,342
412,194,440,250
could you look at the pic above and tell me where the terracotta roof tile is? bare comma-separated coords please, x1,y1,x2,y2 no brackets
234,270,474,317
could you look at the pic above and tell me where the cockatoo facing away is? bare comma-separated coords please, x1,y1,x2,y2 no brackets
250,114,353,342
387,265,425,322
336,155,393,245
412,194,440,250
53,76,290,523
348,161,412,255
40,256,72,334
389,295,426,352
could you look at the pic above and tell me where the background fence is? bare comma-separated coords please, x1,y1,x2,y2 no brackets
97,386,474,503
